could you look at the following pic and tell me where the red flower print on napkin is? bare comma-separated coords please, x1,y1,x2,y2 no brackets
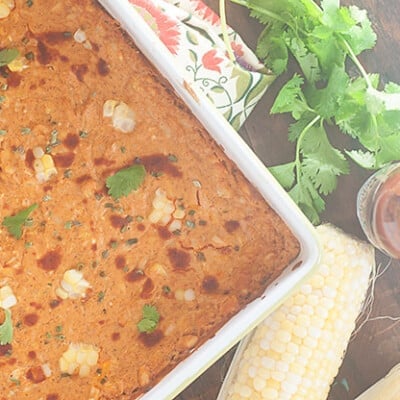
192,0,220,26
129,0,180,54
202,49,223,72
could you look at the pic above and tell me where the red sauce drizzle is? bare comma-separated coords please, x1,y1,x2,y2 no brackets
75,174,91,184
115,255,126,270
39,31,72,44
97,58,110,76
125,269,145,282
224,220,240,233
29,302,43,310
37,41,53,65
53,152,75,168
137,223,145,232
167,248,190,270
38,250,62,271
6,72,22,87
139,330,164,347
94,157,114,167
0,344,12,356
46,395,60,400
140,278,154,299
110,215,129,229
157,226,172,240
111,332,120,341
202,275,219,292
28,351,37,359
24,313,39,326
139,154,182,178
63,134,79,149
71,64,88,82
25,149,35,169
26,366,46,383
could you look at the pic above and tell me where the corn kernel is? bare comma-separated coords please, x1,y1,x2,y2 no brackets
0,285,17,309
148,188,175,226
7,57,28,72
32,147,58,182
59,343,99,377
103,100,135,133
57,269,91,299
0,3,10,19
2,0,15,8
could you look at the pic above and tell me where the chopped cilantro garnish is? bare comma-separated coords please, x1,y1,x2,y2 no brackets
2,203,38,239
106,164,146,200
0,48,20,68
0,308,13,345
137,304,160,334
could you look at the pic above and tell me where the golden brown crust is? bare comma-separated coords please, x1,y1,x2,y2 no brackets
0,1,299,399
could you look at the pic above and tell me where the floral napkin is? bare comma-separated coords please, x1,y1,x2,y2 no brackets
127,0,275,129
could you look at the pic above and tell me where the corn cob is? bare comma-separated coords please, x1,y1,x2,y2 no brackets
355,362,400,400
219,223,374,400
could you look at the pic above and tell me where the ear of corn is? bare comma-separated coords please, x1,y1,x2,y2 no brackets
355,362,400,400
218,223,374,400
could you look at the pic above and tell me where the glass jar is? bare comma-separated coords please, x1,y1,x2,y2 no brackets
357,162,400,259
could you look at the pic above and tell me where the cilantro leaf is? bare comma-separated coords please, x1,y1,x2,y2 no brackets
0,48,20,67
2,203,38,239
271,74,309,119
269,162,295,190
106,164,146,200
286,37,321,84
309,65,349,119
345,6,377,55
346,150,375,169
137,304,160,334
0,308,13,345
257,27,288,75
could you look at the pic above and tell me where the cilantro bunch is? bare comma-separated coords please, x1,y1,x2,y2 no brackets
228,0,400,223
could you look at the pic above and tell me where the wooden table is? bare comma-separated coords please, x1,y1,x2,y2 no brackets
175,1,400,399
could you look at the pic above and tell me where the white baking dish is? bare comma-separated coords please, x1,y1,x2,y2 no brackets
97,1,321,398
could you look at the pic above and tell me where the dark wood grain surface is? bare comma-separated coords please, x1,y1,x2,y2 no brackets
175,1,400,399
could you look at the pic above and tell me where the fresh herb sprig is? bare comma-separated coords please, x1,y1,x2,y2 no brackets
225,0,400,223
106,164,146,200
2,203,38,239
0,308,13,345
0,48,20,68
137,304,160,334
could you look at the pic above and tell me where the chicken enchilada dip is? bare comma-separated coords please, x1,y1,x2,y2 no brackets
0,0,300,399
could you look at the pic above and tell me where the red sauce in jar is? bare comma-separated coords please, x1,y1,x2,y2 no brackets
373,171,400,258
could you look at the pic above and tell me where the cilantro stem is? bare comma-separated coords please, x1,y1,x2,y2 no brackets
219,0,236,62
295,115,321,180
340,39,373,89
